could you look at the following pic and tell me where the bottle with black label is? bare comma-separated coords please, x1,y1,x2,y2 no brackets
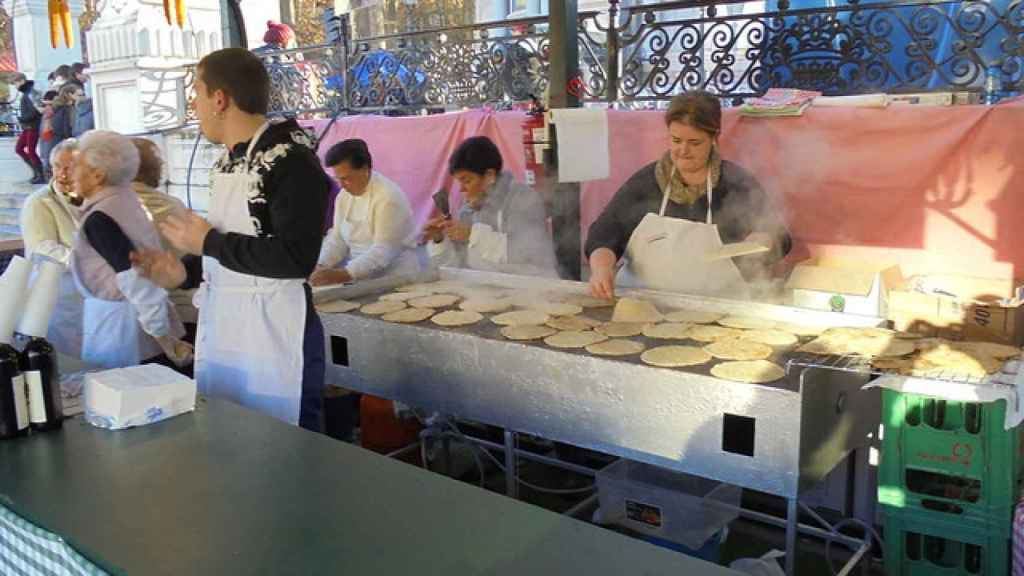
0,255,31,440
15,256,65,431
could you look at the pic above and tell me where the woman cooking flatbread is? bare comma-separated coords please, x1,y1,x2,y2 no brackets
586,91,791,299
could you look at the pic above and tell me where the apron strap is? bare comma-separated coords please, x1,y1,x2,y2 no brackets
660,166,715,225
705,171,713,225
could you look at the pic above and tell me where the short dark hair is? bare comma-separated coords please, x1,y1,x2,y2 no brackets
197,48,270,115
325,139,372,170
664,90,722,137
448,136,503,176
71,62,87,76
53,64,72,81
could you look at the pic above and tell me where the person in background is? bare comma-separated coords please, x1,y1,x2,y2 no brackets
310,139,423,287
43,83,82,156
70,130,191,369
423,135,556,276
254,20,296,53
19,138,84,356
15,75,46,184
71,63,94,136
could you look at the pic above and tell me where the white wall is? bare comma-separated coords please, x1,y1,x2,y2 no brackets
237,2,282,49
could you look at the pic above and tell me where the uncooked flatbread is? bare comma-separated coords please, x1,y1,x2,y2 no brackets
611,298,663,323
527,302,583,317
360,301,408,315
500,325,558,341
460,297,513,314
563,295,615,309
687,325,744,343
641,345,712,368
381,307,435,323
316,299,361,313
431,310,483,327
595,322,646,338
379,291,432,302
544,330,608,349
586,339,646,357
409,294,460,309
664,310,724,324
741,329,799,348
642,322,692,340
717,316,777,330
491,310,551,326
704,339,773,361
547,315,601,331
711,360,785,383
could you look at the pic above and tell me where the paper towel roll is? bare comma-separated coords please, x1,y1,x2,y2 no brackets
17,256,64,339
0,256,31,344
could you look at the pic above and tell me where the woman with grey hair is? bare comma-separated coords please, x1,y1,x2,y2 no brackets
70,130,191,369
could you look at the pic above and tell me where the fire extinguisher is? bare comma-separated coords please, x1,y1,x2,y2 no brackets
521,94,549,190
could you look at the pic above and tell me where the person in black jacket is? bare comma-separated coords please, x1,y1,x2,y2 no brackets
14,76,45,184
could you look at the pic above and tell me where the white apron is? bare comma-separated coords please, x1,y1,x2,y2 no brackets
74,274,161,369
339,194,422,277
466,192,511,271
47,268,83,358
194,123,308,425
617,170,749,297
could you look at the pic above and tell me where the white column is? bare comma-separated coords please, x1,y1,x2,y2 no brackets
12,0,85,85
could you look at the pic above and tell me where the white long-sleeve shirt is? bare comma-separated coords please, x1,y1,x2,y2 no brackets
318,171,418,280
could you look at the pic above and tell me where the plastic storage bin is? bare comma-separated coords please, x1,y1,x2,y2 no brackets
882,508,1010,576
596,459,741,550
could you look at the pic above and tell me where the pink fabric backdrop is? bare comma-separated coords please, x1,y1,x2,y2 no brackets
307,101,1024,281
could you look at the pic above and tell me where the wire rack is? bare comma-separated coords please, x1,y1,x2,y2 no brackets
784,352,992,386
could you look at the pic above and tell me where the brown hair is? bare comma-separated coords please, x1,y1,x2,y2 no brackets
664,90,722,137
197,48,270,115
132,138,163,188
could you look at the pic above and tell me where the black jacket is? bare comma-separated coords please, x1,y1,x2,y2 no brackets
17,82,41,129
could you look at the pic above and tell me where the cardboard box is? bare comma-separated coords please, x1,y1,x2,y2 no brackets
786,258,904,317
887,275,1024,345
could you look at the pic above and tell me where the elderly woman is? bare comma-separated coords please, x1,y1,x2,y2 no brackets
70,130,190,369
586,91,791,299
424,136,556,275
310,139,423,286
19,138,83,356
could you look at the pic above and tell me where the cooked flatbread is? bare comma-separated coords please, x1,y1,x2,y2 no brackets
547,315,601,331
595,322,646,338
741,329,799,348
379,291,433,302
528,302,584,317
664,310,723,324
586,339,646,357
611,298,663,323
916,346,1003,376
409,294,461,309
381,307,435,323
799,329,915,358
491,310,551,326
773,322,825,337
687,325,745,343
950,341,1021,360
563,295,615,309
500,325,558,341
315,299,361,314
642,322,692,340
871,356,916,374
431,310,483,327
641,345,712,368
717,316,777,330
360,301,408,315
711,360,785,383
704,339,773,361
544,331,608,349
460,297,513,314
822,327,895,340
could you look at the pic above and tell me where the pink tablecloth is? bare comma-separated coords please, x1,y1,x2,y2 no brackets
308,101,1024,281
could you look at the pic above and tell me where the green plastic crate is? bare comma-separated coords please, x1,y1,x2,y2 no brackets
879,390,1024,532
883,509,1010,576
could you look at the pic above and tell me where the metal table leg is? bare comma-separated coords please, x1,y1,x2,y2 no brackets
785,498,798,576
504,429,518,499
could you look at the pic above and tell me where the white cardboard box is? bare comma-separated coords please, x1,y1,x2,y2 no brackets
786,257,904,317
84,364,196,430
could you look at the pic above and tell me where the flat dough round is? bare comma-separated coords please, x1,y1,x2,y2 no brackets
741,329,799,348
586,339,646,357
664,310,724,324
563,295,615,309
712,360,785,383
360,301,407,315
431,310,483,327
460,298,513,314
500,325,558,341
547,315,601,331
641,345,712,368
717,316,777,330
705,339,773,361
528,302,583,317
491,310,551,326
379,291,432,302
688,325,744,343
595,322,646,338
544,330,608,349
382,307,435,323
642,322,692,340
611,298,663,324
409,294,460,309
316,299,361,313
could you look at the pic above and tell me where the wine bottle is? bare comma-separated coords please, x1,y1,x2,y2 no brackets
20,337,62,431
0,342,28,439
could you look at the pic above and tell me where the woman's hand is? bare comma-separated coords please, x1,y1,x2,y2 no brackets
420,216,448,244
588,248,618,300
155,335,193,368
309,267,352,287
444,221,472,244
